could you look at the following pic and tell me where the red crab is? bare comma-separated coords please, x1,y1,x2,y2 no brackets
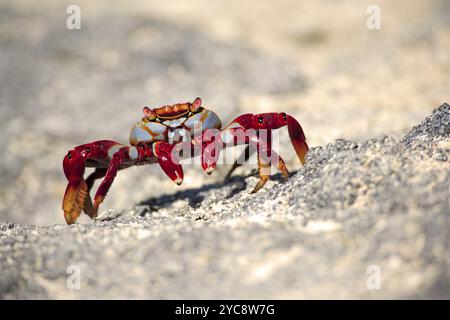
62,98,309,224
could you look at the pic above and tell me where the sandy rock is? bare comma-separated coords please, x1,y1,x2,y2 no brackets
0,105,448,299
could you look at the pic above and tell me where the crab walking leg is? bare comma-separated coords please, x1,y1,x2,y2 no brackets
260,135,290,181
81,142,186,218
205,123,270,175
63,178,91,225
62,140,186,224
252,154,271,193
80,168,107,218
200,125,290,192
250,146,289,194
287,115,309,165
250,131,290,193
85,168,107,192
225,129,292,181
225,112,309,165
251,130,271,193
62,140,139,224
92,147,131,215
62,147,91,224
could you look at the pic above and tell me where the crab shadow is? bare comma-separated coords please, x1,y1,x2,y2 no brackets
138,170,293,215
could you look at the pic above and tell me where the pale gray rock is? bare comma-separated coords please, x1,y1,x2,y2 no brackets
0,105,448,299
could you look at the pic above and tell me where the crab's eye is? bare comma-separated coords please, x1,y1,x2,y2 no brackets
281,113,287,121
190,97,202,113
85,147,90,153
67,151,72,160
258,116,264,124
143,107,157,120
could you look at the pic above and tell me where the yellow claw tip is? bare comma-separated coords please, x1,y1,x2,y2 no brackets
64,211,76,225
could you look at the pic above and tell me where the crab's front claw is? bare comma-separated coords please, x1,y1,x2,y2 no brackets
202,142,220,175
201,129,222,175
155,141,184,185
287,115,309,165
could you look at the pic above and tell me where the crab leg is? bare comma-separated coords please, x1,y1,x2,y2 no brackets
85,168,107,193
62,141,131,224
81,168,107,218
62,139,188,224
88,142,183,217
62,145,92,224
250,131,290,193
251,131,272,193
91,147,130,216
200,112,306,192
153,141,184,185
63,178,92,225
286,115,309,165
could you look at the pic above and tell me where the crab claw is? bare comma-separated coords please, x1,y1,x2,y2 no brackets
155,142,184,185
287,115,309,165
201,142,219,175
159,155,184,185
201,129,222,175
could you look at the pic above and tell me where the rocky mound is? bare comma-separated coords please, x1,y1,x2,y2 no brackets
0,104,449,299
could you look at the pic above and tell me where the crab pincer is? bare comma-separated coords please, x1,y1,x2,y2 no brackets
153,141,184,185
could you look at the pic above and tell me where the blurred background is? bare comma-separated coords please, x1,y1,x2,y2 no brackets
0,0,449,225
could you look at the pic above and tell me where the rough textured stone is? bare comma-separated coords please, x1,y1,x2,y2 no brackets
0,105,448,299
1,0,449,299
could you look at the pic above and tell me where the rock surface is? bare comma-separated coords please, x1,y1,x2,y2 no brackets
1,0,449,299
1,104,448,299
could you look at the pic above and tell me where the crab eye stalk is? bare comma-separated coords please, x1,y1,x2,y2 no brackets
190,97,202,113
143,106,157,120
281,113,287,121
